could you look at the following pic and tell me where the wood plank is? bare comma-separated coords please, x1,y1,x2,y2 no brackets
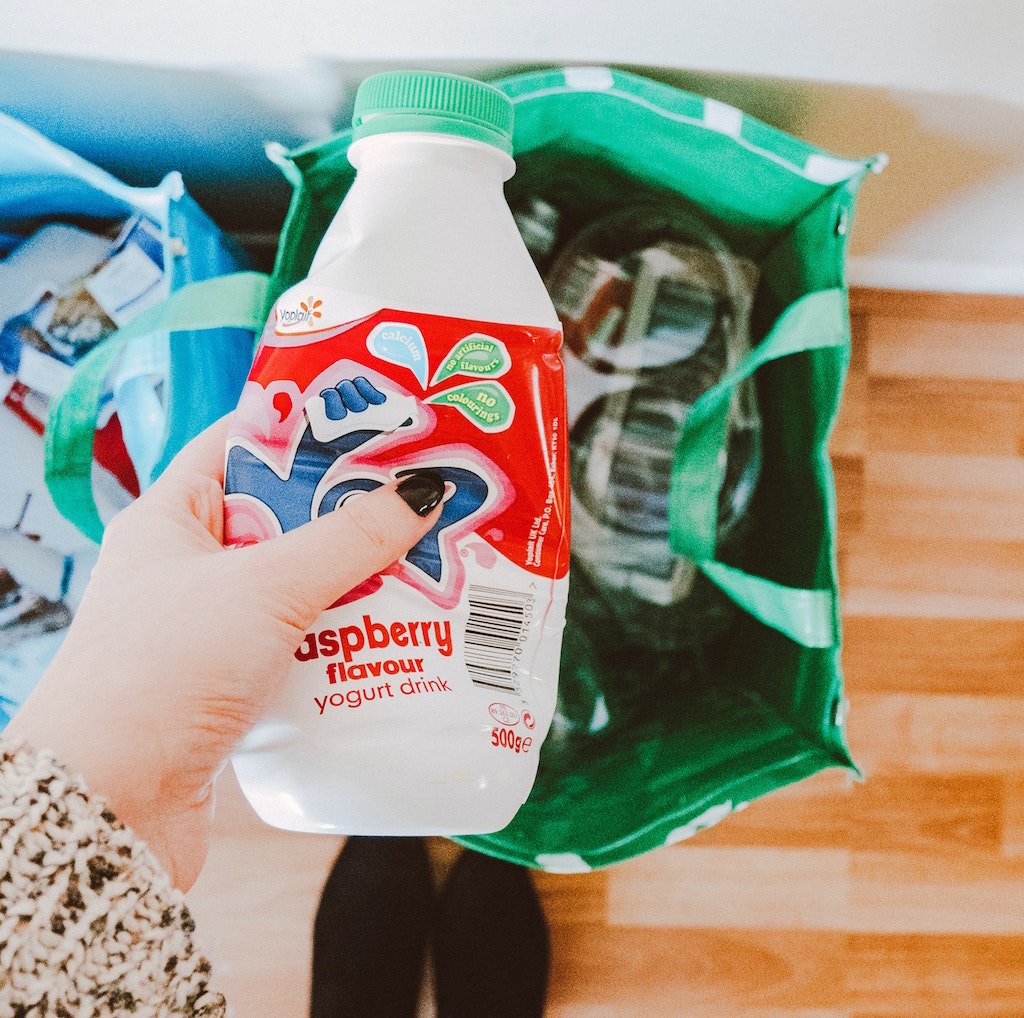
546,1002,848,1018
699,772,1003,856
847,692,1024,775
832,453,865,537
548,1005,643,1018
864,315,1024,382
851,852,1024,934
831,366,868,458
849,311,869,371
727,1012,848,1018
847,933,1024,1017
548,927,847,1014
866,376,1024,457
847,774,1002,854
853,1012,1022,1018
840,534,1024,618
862,453,1024,542
691,771,852,850
535,870,609,926
849,288,1024,324
1002,776,1024,858
841,616,1024,696
607,846,849,930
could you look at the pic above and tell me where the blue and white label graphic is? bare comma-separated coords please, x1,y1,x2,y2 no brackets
305,376,419,444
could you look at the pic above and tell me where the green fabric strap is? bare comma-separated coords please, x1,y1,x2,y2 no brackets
44,272,270,543
668,288,849,649
669,287,849,560
697,560,835,649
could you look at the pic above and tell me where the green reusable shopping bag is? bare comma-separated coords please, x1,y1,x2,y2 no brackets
46,67,879,869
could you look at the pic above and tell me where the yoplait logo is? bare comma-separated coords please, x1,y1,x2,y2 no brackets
276,295,324,329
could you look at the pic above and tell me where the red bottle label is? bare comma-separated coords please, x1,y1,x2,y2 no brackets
224,305,569,612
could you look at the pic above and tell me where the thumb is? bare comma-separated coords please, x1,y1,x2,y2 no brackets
236,471,445,627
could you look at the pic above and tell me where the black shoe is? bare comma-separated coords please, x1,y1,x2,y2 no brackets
310,836,433,1018
434,850,550,1018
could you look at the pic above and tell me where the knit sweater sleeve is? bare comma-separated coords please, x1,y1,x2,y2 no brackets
0,738,226,1016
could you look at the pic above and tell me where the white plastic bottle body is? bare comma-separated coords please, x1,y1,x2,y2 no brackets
305,133,559,329
229,132,568,835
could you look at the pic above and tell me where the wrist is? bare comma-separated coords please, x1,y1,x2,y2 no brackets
6,688,154,825
7,698,187,873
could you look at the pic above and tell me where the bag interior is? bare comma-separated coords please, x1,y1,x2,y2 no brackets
269,78,867,866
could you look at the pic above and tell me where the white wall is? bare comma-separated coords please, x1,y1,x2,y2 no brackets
3,0,1024,293
4,0,1024,108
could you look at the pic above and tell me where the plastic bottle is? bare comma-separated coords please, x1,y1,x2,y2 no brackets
223,72,569,836
549,206,762,648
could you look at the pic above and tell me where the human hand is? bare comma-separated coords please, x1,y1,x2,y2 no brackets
6,415,444,890
225,377,420,538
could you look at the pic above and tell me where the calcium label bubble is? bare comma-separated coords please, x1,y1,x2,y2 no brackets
367,322,429,389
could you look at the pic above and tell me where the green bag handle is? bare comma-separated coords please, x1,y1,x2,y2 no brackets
669,287,849,649
45,271,271,543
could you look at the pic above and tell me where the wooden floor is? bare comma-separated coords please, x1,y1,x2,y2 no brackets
186,289,1024,1017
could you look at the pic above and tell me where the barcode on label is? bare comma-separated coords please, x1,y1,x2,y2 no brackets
464,585,534,695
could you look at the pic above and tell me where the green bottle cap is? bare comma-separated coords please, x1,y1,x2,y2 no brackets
352,71,513,155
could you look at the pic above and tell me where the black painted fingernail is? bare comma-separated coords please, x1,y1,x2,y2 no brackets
396,470,445,516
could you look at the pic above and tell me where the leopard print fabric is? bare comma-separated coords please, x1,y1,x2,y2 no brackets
0,740,226,1016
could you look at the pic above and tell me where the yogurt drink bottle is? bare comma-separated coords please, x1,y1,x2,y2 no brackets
224,71,569,835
